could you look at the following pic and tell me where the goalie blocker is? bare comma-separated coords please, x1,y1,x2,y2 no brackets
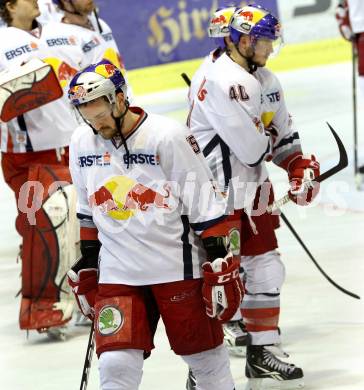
0,58,63,122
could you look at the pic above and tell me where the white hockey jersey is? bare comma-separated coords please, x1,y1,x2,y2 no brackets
188,48,222,106
0,22,103,152
36,2,134,101
348,0,364,34
254,67,302,167
188,53,272,209
188,53,301,210
69,107,227,286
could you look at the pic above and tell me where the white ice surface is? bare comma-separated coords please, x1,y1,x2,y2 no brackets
1,61,364,389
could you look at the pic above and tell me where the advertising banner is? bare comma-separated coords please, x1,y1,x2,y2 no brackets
97,0,279,69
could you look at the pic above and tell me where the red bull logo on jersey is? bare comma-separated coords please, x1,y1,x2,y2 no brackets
5,42,39,60
95,62,117,79
44,57,78,88
103,48,126,71
88,176,171,220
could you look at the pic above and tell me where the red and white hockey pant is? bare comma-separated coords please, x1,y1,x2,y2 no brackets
94,280,234,390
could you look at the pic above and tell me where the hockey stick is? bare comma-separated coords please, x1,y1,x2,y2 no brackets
181,72,191,86
352,42,358,178
268,123,348,212
279,212,360,299
80,321,95,390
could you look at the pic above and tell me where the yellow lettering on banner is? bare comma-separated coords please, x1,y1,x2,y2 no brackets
148,7,179,59
147,0,248,60
178,1,191,42
190,8,209,39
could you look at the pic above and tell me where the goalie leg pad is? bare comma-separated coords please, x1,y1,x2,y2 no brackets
94,284,158,357
19,162,78,330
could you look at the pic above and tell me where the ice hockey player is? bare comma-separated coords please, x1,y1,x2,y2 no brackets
67,59,244,390
336,0,364,184
188,4,320,389
187,6,249,362
0,0,107,339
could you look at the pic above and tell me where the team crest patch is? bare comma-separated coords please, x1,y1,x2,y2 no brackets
229,228,240,256
98,305,124,336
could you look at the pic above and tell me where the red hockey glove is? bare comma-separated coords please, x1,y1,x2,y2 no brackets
67,256,98,320
202,254,244,323
335,1,353,41
281,153,320,205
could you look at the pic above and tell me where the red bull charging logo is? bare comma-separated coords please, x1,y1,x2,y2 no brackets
44,57,78,88
88,176,171,220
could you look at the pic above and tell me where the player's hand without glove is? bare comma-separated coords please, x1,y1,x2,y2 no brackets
281,152,320,206
202,254,244,323
67,240,100,320
335,1,354,41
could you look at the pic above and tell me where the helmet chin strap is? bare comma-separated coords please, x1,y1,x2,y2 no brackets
235,37,259,74
112,100,131,168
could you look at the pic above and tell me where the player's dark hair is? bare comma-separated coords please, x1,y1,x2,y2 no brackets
0,0,17,26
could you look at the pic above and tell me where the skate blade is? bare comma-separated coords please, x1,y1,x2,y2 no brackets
245,378,304,390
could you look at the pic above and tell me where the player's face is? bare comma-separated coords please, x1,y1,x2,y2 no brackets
10,0,40,20
252,38,274,66
71,0,95,15
79,98,118,140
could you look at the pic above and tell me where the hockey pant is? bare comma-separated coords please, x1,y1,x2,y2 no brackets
94,281,235,389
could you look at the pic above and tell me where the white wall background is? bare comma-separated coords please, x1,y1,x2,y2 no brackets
278,0,341,43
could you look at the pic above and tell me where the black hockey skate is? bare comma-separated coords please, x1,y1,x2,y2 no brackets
245,345,304,390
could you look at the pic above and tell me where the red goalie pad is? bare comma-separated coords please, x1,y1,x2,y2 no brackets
19,164,77,331
0,59,63,122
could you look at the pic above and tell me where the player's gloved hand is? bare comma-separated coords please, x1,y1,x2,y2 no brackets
202,254,244,323
67,256,98,320
67,239,100,319
281,153,320,205
335,1,354,41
